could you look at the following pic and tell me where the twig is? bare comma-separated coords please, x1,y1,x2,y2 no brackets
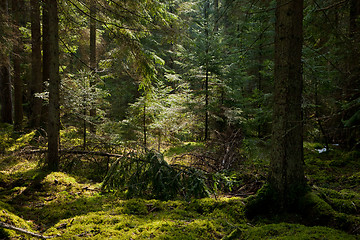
0,221,60,239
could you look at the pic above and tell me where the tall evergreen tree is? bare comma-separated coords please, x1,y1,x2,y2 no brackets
89,0,96,133
46,0,60,171
269,0,306,209
12,0,24,130
0,0,13,124
30,0,42,128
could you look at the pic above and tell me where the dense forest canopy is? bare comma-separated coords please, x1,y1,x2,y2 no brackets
0,0,360,239
0,0,358,151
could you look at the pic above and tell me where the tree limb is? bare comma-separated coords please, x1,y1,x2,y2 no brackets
0,221,60,239
23,149,123,158
315,0,348,12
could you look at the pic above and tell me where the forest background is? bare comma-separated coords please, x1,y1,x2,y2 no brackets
0,0,360,239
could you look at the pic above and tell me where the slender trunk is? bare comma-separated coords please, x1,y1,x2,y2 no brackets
257,32,263,137
12,0,24,130
204,0,210,141
41,0,50,127
83,108,86,150
270,0,305,210
205,65,209,141
0,66,12,124
158,131,161,152
13,51,22,130
89,0,96,133
143,97,147,150
0,0,12,124
314,79,329,151
214,0,219,32
30,0,42,128
46,0,60,171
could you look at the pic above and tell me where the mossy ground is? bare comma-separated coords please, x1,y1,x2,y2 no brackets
0,140,359,239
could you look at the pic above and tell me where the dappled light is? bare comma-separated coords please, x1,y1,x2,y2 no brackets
1,0,360,239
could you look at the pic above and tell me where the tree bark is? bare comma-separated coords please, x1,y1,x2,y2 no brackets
41,0,50,126
12,0,24,130
269,0,306,209
204,0,210,141
0,66,12,124
45,0,60,171
89,0,96,133
30,0,42,128
348,0,360,97
0,0,13,124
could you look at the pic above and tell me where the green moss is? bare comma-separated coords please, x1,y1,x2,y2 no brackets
1,150,359,239
164,142,205,158
0,204,35,238
315,187,360,214
123,198,148,215
7,130,36,152
241,223,357,240
299,192,335,224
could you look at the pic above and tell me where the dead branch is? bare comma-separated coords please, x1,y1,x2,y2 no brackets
315,0,348,12
0,221,60,239
23,149,123,158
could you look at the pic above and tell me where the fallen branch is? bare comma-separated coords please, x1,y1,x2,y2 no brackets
0,221,60,239
23,149,123,158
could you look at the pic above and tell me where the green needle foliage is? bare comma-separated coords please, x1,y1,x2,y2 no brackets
101,150,210,200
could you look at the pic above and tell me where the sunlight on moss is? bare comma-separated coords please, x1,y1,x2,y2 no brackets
0,202,35,238
60,126,83,147
44,172,78,185
241,223,357,240
7,130,36,152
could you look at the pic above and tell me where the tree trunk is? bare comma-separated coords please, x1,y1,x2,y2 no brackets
89,0,96,133
12,0,24,130
0,0,13,124
45,0,60,171
30,0,42,128
143,97,147,150
41,0,50,127
269,0,306,209
204,0,210,141
0,66,12,124
348,0,360,98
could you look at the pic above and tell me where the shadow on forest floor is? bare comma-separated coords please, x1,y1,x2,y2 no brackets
0,144,360,239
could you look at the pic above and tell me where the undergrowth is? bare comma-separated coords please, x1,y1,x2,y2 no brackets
0,132,359,239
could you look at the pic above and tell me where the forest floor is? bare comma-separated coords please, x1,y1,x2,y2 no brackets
0,141,360,239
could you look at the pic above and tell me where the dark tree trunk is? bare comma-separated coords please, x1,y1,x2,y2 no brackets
89,0,96,133
30,0,42,128
269,0,306,209
0,66,12,124
12,0,24,130
348,0,360,97
45,0,60,171
41,0,50,126
0,0,13,124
